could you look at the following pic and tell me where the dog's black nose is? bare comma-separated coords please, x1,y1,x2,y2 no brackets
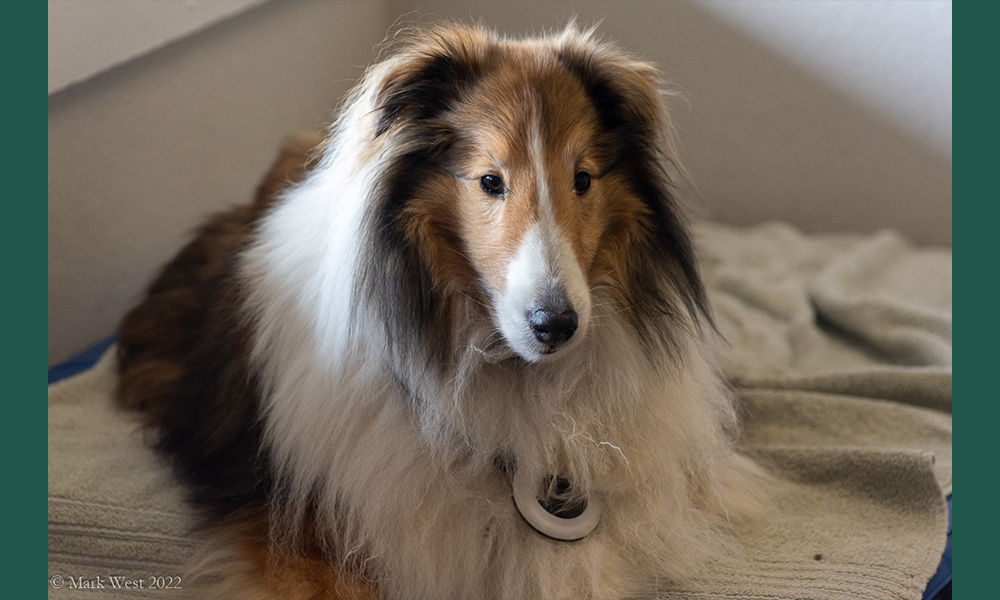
529,308,578,346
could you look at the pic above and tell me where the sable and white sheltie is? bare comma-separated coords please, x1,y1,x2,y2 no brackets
118,23,766,600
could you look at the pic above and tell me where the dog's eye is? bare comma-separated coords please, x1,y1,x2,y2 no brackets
573,172,591,194
480,174,505,197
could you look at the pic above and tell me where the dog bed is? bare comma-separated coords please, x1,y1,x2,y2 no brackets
48,220,951,600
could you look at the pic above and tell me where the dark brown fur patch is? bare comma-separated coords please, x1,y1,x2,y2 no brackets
117,131,324,518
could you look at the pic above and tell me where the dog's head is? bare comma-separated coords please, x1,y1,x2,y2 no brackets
357,24,710,367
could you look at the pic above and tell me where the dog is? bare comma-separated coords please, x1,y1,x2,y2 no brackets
117,23,766,599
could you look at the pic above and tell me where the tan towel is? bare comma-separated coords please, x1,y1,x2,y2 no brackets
48,221,951,600
654,222,951,600
48,350,197,599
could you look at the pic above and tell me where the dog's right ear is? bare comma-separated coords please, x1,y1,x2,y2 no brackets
357,26,493,379
373,26,490,138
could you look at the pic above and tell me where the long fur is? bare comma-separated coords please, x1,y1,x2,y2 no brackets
118,23,767,600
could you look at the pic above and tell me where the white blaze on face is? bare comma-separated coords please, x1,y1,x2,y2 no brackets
495,120,591,362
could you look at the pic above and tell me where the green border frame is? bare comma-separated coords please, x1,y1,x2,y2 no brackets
955,2,982,597
21,1,45,597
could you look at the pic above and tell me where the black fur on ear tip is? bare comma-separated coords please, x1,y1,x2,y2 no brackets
374,41,485,138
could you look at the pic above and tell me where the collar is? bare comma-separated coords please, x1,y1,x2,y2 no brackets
511,470,601,542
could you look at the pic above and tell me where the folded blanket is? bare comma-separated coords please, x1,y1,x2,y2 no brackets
48,221,951,600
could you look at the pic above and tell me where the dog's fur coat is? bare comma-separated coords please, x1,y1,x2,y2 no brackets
118,23,765,600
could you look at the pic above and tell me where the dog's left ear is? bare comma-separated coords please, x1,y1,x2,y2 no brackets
373,26,490,138
556,31,713,338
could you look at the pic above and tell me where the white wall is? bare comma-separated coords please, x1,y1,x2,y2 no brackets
48,0,265,94
696,0,951,159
